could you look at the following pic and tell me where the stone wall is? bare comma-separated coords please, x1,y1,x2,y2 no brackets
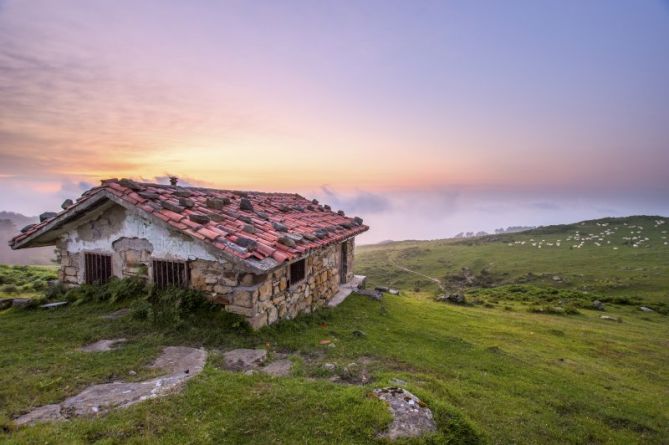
189,238,356,329
55,202,358,328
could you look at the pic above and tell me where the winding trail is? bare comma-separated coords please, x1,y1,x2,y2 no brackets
389,257,445,292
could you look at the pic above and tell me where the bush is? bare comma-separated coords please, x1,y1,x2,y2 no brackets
147,287,213,326
63,277,147,304
129,298,152,320
528,304,580,316
45,282,67,300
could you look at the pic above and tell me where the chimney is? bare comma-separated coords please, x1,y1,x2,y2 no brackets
169,176,178,186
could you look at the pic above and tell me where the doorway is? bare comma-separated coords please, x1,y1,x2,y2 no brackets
340,242,348,284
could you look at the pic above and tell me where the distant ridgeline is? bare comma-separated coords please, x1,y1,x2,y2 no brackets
454,226,536,238
0,212,55,265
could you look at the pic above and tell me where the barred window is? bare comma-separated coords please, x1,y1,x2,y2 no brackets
153,260,189,289
289,258,306,287
84,252,113,284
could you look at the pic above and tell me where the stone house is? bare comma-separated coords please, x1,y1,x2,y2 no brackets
9,178,369,328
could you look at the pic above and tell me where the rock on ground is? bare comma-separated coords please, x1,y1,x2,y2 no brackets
260,359,292,377
14,346,206,426
222,348,267,371
374,387,436,440
79,339,126,352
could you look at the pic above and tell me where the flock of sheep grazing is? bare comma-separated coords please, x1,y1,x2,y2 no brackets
506,219,668,250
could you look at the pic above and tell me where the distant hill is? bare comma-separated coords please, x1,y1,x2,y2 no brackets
0,212,55,265
357,215,669,303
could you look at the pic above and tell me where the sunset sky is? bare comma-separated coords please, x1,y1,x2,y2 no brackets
1,0,668,242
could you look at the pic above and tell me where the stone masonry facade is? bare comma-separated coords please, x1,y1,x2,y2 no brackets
190,238,355,329
54,204,356,329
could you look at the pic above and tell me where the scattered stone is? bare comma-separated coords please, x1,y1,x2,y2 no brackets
239,198,254,211
128,370,137,376
100,308,130,320
319,339,332,345
206,198,225,209
119,178,143,191
233,214,249,224
11,298,32,309
80,338,127,353
256,211,269,220
337,210,345,216
20,224,35,233
61,199,74,210
222,348,267,371
189,214,210,224
600,315,620,322
161,201,185,213
353,216,364,225
592,300,605,311
243,224,256,234
14,347,206,426
639,306,654,312
436,293,466,304
357,289,382,300
278,236,296,248
260,359,293,377
374,387,437,440
389,288,400,295
352,329,366,338
39,212,57,222
40,301,68,309
272,222,288,232
234,236,257,251
174,188,192,198
178,197,194,208
138,191,159,200
552,275,562,282
323,363,336,371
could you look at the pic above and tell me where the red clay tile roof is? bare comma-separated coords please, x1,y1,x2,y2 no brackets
9,179,369,272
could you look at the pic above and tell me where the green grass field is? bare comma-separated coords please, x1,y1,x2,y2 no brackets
0,216,667,444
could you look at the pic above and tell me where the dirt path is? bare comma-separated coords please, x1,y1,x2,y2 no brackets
389,258,445,292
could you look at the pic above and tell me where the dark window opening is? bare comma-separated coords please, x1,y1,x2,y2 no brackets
84,252,113,284
289,258,306,287
153,260,189,289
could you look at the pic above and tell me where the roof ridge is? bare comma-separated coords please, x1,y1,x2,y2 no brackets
100,178,302,197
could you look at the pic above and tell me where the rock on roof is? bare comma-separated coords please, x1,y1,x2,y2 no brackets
9,179,369,272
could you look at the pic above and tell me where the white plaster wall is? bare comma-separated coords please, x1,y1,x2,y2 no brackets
63,208,218,261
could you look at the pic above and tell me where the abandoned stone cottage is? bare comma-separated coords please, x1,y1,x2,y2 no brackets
9,178,369,328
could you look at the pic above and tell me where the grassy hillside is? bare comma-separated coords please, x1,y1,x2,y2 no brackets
358,215,669,305
0,215,667,444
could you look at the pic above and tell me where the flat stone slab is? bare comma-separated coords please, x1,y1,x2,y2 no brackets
14,346,206,426
260,359,293,377
328,275,367,307
80,339,127,352
40,301,68,309
222,348,267,371
374,387,437,440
